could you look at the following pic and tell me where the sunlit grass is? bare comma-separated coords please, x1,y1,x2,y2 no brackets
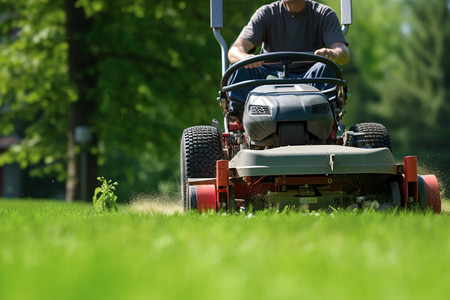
0,199,449,300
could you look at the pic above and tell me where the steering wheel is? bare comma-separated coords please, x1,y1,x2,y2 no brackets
220,51,346,95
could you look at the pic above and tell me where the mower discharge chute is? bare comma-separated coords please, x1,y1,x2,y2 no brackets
180,0,441,213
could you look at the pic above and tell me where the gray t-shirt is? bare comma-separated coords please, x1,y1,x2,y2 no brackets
238,0,347,71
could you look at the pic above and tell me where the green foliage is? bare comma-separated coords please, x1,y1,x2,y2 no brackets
0,0,74,180
76,0,226,194
92,176,119,213
371,0,450,194
333,0,405,127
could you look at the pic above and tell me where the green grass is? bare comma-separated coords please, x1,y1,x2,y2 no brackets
1,199,450,300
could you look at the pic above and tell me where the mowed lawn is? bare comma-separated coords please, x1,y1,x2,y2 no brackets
1,198,450,300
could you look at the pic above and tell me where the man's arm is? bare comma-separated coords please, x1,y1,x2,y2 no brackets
228,37,264,69
314,42,350,66
229,38,350,67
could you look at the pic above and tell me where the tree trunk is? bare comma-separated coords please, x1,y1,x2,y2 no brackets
65,0,98,202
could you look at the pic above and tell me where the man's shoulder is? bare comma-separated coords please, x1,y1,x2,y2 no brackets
307,0,335,15
256,0,283,14
262,0,283,9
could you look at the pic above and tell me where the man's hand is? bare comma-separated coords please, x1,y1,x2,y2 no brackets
314,48,338,61
228,37,264,68
241,55,264,69
314,42,350,66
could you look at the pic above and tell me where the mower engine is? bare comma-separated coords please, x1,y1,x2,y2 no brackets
243,83,335,148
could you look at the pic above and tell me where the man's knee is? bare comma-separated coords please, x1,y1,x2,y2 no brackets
228,97,245,117
307,62,336,78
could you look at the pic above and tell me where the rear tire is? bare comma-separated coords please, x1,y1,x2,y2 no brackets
349,122,392,151
418,175,441,213
180,126,223,211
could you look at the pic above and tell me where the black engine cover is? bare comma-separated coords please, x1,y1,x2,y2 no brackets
243,84,333,146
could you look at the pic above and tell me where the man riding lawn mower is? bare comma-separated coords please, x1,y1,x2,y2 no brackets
180,0,442,213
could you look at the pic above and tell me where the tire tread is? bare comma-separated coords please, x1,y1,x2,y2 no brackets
349,122,392,150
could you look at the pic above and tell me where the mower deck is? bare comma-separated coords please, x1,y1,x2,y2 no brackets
229,145,398,177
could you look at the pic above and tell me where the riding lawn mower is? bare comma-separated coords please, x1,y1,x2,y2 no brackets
180,0,441,213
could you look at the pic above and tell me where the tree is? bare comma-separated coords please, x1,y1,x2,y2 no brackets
0,0,263,201
65,0,99,201
375,0,450,196
0,0,73,189
330,0,405,128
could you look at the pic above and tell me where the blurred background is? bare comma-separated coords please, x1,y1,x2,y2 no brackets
0,0,449,202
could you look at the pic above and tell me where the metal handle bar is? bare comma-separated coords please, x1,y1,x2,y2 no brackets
221,77,346,93
220,51,344,91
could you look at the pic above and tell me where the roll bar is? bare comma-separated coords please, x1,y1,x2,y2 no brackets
210,0,228,76
341,0,353,36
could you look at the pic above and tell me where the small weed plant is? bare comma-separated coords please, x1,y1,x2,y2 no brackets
93,177,119,214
